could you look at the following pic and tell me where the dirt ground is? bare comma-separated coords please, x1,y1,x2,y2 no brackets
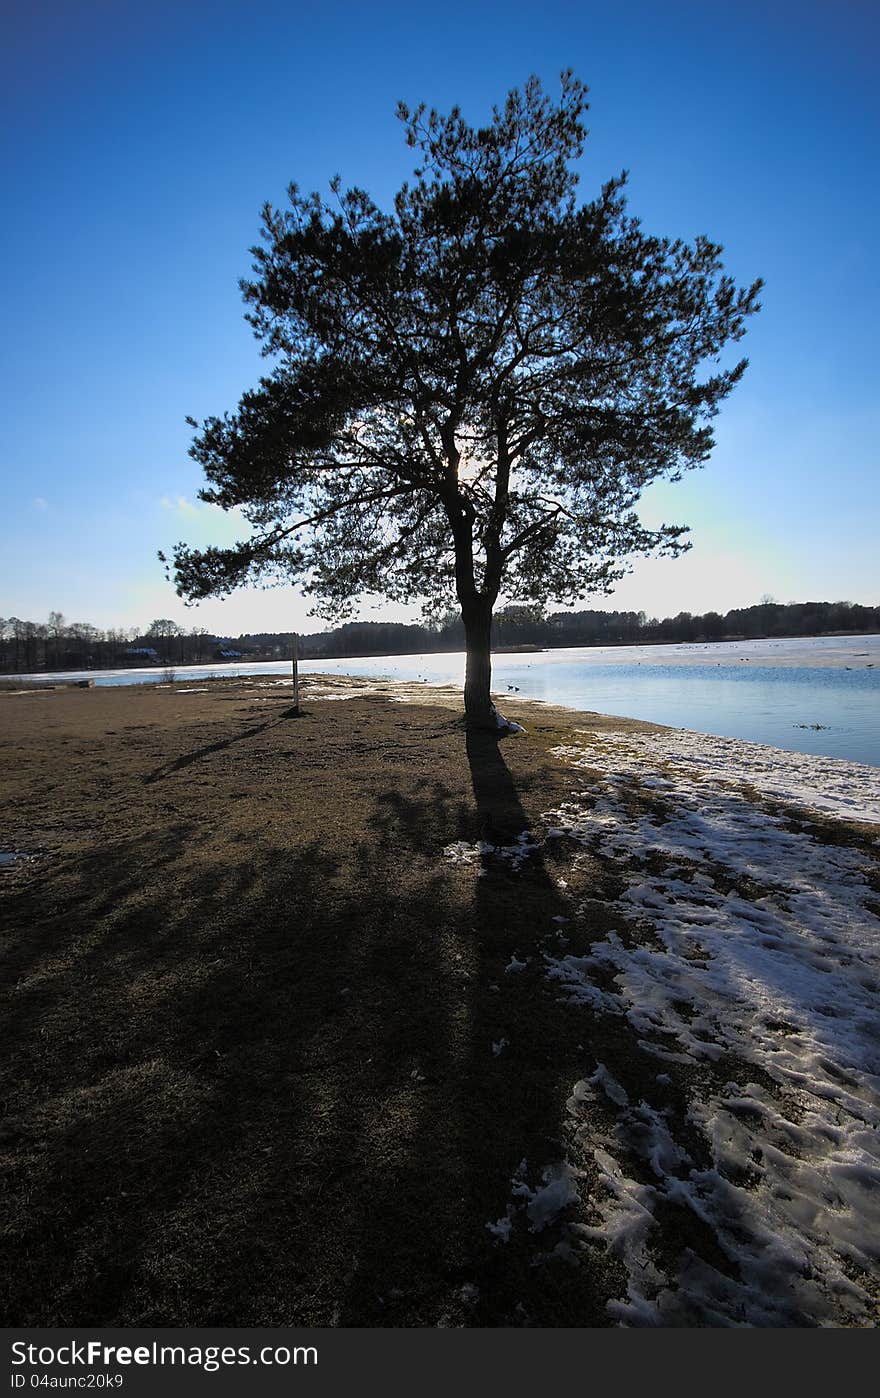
1,675,670,1327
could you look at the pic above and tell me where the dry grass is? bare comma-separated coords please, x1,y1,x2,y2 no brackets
1,677,666,1326
6,677,875,1326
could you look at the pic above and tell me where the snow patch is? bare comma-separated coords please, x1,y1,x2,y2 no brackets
541,729,880,1325
487,1159,579,1242
491,703,525,735
0,851,31,867
526,1164,580,1231
554,727,880,825
443,829,539,871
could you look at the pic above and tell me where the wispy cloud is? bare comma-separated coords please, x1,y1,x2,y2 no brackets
157,494,246,550
160,494,202,517
159,494,242,521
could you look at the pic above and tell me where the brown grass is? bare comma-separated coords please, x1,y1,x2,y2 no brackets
1,677,669,1326
6,676,876,1327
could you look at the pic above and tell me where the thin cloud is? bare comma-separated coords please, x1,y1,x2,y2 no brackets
160,494,200,517
159,495,241,520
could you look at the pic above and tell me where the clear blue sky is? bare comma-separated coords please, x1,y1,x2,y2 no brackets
2,0,877,636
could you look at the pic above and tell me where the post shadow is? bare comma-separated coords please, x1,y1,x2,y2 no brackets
142,705,304,785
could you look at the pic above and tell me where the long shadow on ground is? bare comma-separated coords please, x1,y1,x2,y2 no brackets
0,712,623,1326
334,729,623,1325
142,707,303,785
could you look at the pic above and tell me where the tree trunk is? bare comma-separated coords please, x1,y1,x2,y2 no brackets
462,598,495,729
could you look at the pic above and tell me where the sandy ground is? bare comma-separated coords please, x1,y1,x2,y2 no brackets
1,676,877,1327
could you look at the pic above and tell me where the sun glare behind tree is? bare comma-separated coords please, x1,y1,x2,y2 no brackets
166,73,761,728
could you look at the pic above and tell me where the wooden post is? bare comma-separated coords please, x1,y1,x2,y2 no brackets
291,632,300,714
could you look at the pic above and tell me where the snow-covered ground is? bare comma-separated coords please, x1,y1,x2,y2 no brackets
554,728,880,826
455,728,880,1325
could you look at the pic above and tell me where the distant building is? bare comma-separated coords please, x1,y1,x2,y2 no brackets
125,647,160,662
215,647,243,659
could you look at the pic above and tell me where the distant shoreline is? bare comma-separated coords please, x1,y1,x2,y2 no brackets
3,626,880,679
9,630,880,681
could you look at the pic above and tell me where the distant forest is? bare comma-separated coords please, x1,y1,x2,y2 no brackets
1,600,878,673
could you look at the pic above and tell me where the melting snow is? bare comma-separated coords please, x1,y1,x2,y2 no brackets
487,1159,579,1242
443,830,539,871
557,727,880,825
538,729,880,1325
526,1164,580,1230
490,704,525,735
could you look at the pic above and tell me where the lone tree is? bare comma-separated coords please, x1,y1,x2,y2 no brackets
166,74,761,727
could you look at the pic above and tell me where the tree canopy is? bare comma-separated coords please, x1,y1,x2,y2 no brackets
166,73,761,724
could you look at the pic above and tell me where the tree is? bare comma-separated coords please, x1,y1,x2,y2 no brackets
47,611,67,670
146,618,183,662
188,625,211,663
166,73,761,727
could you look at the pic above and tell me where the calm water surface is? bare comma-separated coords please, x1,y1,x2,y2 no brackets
21,637,880,767
303,650,880,766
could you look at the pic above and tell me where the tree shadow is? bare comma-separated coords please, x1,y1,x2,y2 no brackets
465,727,531,844
1,828,360,1324
1,718,626,1327
332,730,623,1325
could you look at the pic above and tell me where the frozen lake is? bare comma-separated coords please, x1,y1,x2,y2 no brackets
16,634,880,767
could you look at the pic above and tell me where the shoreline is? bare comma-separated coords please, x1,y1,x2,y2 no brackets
196,670,880,814
5,669,879,816
7,639,878,770
7,629,880,687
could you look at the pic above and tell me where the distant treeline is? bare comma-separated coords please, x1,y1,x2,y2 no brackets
0,616,217,674
2,600,877,674
284,599,880,658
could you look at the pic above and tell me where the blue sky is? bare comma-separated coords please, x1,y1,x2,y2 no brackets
2,0,877,636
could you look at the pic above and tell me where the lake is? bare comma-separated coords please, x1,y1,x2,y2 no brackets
18,634,880,767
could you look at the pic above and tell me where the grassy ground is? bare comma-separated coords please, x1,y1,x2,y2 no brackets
1,676,661,1327
2,677,874,1327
